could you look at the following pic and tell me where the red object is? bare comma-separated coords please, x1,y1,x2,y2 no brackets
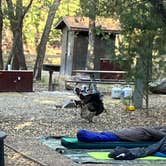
100,59,124,80
0,71,33,92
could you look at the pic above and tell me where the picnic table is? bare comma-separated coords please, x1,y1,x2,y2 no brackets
73,69,126,80
43,64,60,91
65,69,128,90
72,69,126,82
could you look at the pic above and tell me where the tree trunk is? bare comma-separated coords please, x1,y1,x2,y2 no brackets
12,27,27,70
133,57,144,108
133,31,154,109
33,0,60,80
0,0,3,70
6,23,27,70
144,40,153,109
5,0,33,70
133,54,153,109
86,0,97,70
86,18,96,69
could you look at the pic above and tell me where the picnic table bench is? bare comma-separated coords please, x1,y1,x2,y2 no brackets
65,70,132,90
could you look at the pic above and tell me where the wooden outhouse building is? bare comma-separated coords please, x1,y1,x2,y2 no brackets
55,16,121,75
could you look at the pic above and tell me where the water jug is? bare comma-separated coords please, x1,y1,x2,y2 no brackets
111,84,122,99
121,85,132,98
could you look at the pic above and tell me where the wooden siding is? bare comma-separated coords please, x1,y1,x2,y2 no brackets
57,17,118,76
73,32,88,71
71,32,116,74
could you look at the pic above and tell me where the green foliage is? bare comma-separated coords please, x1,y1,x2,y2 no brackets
95,0,166,107
100,0,166,81
79,0,166,107
80,0,116,18
24,0,50,48
2,0,165,77
49,0,80,45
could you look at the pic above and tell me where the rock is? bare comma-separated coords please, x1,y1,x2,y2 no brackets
149,78,166,94
62,99,76,108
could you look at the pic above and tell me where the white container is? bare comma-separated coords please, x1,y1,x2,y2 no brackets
121,85,132,98
111,84,122,99
8,64,11,71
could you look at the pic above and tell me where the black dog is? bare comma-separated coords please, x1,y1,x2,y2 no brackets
74,86,105,122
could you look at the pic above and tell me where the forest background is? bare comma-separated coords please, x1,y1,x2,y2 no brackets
0,0,165,75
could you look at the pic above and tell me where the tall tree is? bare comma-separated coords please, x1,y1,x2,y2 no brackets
80,0,99,69
22,0,80,53
33,0,61,80
97,0,166,108
0,0,3,69
5,0,33,70
117,1,166,108
86,0,97,69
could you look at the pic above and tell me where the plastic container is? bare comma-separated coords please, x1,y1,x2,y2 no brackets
7,64,11,70
121,85,132,98
111,84,122,99
125,105,135,111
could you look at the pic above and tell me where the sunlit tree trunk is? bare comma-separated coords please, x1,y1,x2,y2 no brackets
133,57,144,108
86,18,95,69
0,0,3,70
133,32,154,109
33,0,61,80
11,25,26,70
86,0,98,69
5,0,33,70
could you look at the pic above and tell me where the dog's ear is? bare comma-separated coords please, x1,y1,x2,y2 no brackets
74,87,81,96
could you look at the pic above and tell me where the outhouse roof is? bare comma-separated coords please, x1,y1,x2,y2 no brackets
55,16,121,33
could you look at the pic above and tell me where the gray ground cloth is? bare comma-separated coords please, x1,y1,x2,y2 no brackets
38,136,166,164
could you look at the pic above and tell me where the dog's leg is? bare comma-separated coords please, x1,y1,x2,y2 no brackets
80,105,96,123
87,111,96,123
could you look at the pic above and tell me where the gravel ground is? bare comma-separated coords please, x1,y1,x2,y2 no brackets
0,81,166,166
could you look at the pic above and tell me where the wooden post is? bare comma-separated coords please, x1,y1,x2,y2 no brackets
66,31,75,75
60,27,68,75
48,71,53,91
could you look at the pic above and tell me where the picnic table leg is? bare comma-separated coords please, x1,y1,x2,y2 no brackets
48,71,53,91
89,73,97,92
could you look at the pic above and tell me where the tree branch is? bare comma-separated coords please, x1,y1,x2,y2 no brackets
149,0,166,25
6,0,15,19
22,0,33,19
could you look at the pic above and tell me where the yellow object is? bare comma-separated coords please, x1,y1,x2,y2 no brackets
125,105,135,111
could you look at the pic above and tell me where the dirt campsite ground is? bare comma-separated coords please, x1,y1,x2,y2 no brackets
0,73,166,166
